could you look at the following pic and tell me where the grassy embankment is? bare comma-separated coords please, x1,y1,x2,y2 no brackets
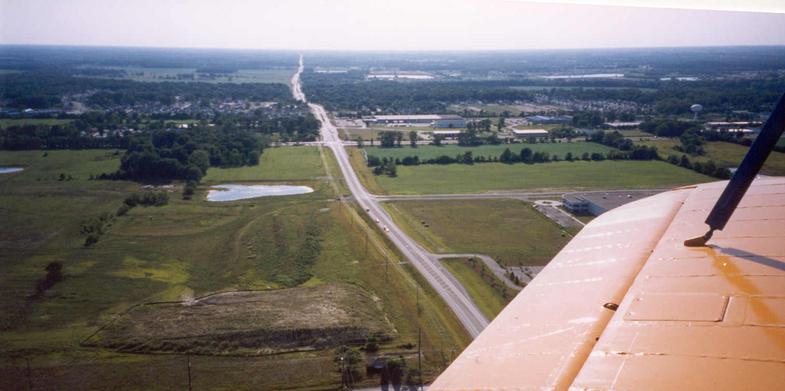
441,258,518,320
0,146,469,390
636,139,785,176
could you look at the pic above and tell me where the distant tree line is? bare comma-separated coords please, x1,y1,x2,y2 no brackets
1,107,320,150
0,70,291,109
0,124,130,150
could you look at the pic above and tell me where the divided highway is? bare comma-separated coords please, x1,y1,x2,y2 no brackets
292,55,489,337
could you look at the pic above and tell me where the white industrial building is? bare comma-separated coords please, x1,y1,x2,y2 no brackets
363,114,466,128
512,129,549,138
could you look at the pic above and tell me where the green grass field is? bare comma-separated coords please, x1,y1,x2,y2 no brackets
383,199,569,266
357,158,713,195
0,118,74,128
365,142,614,161
0,147,469,389
203,146,325,182
441,258,516,320
637,139,785,176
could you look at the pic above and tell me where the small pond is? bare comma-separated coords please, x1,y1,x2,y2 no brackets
207,184,314,202
0,167,24,174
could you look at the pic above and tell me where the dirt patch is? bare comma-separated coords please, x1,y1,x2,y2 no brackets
84,283,395,355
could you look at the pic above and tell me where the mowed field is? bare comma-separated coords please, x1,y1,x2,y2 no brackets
0,147,469,390
383,199,569,266
637,139,785,176
352,148,713,195
365,142,614,161
203,146,325,182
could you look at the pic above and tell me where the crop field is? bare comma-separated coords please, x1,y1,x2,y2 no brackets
383,199,569,266
637,139,785,176
0,118,74,128
364,142,614,161
0,148,469,389
78,66,295,85
355,158,713,195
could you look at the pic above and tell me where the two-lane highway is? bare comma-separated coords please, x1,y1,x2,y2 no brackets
293,55,489,337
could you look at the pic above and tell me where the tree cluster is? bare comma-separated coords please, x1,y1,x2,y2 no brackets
589,131,659,160
639,119,700,138
103,128,262,182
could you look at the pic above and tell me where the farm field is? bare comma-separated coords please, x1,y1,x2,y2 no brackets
364,142,614,161
441,258,517,320
382,199,569,266
0,148,469,389
0,118,74,128
78,66,295,85
637,139,785,176
354,157,713,195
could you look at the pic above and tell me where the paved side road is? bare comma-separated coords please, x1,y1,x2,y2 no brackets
293,55,489,338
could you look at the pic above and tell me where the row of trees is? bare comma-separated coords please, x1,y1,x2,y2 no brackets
666,154,730,179
367,146,658,172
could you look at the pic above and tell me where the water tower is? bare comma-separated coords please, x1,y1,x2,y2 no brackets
690,104,703,121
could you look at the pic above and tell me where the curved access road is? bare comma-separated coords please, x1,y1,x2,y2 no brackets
293,55,489,337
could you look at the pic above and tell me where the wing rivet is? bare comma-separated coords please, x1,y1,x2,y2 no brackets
603,303,619,311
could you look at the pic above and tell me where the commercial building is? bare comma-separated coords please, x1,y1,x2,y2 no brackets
562,190,661,216
604,121,642,129
363,114,466,128
512,129,549,139
431,130,462,139
526,115,573,124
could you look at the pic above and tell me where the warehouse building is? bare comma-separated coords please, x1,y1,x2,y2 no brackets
562,190,662,216
512,129,549,139
363,114,466,128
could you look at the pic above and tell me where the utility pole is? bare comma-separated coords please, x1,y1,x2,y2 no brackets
416,284,423,391
416,284,420,315
25,357,32,391
418,326,423,391
186,354,192,391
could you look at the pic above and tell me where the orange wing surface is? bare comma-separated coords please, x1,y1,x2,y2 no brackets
431,177,785,390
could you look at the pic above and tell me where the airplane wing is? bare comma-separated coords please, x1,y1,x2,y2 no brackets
431,177,785,390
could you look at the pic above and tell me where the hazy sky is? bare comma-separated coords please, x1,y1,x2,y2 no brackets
1,0,785,50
